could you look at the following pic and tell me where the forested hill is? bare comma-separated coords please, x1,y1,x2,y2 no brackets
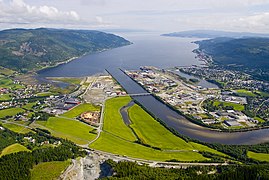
0,28,131,72
162,30,269,38
196,37,269,81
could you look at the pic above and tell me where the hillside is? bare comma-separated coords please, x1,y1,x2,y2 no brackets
196,37,269,81
0,28,131,72
162,30,269,38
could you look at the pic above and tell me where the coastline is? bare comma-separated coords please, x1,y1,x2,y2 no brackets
121,68,269,134
35,43,132,76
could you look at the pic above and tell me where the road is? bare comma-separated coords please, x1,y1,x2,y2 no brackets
86,149,228,169
2,120,34,133
60,159,77,180
86,100,105,146
79,76,97,102
255,98,269,116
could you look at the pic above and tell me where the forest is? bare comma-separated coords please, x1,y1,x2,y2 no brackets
104,160,269,180
0,128,86,180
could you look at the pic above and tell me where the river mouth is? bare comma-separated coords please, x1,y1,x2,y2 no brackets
107,68,269,145
35,33,269,145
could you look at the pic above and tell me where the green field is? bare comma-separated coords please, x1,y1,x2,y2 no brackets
213,101,245,111
0,77,24,89
128,104,227,156
0,143,30,157
103,96,136,141
91,97,226,162
40,117,97,145
0,93,12,101
49,77,82,85
22,102,37,110
35,92,56,97
189,142,228,157
254,117,265,123
0,107,25,119
255,91,269,97
91,132,207,161
0,67,15,76
2,123,33,134
236,89,256,97
62,103,100,118
30,161,70,180
128,104,193,150
247,151,269,162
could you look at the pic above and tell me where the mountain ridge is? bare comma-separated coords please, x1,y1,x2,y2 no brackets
162,30,269,38
196,37,269,81
0,28,131,72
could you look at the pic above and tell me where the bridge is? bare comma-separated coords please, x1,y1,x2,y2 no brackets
128,93,152,97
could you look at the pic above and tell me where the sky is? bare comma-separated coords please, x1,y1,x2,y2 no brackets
1,0,269,33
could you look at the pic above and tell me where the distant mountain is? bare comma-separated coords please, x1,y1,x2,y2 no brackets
0,28,131,72
162,30,269,38
196,37,269,81
99,28,151,33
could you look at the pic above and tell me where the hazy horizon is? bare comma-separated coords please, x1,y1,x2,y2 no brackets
1,0,269,33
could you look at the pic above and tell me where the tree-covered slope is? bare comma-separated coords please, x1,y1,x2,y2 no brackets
0,28,131,72
162,30,269,38
196,37,269,81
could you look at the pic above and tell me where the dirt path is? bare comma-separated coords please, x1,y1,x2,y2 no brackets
60,154,102,180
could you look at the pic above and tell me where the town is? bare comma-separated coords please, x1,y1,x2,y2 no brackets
0,67,126,131
126,66,267,129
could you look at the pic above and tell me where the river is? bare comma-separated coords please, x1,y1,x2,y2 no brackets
107,68,269,145
38,32,269,145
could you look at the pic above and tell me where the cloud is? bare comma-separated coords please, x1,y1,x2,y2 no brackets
0,0,119,30
239,12,269,25
2,0,269,32
80,0,107,6
236,12,269,30
0,0,80,25
95,16,104,24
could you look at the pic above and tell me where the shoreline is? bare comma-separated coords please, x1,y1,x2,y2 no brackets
35,43,132,75
120,68,269,135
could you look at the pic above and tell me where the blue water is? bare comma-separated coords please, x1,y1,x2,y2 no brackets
174,70,218,89
38,33,202,77
38,33,269,144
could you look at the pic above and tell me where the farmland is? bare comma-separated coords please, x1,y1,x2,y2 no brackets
128,104,193,150
91,132,207,161
0,107,25,119
91,97,226,161
128,104,227,156
62,103,100,118
37,117,97,145
30,161,70,180
22,102,37,110
35,92,55,97
0,94,12,101
0,143,30,157
103,97,136,141
0,77,24,89
0,67,15,76
2,123,33,134
247,151,269,162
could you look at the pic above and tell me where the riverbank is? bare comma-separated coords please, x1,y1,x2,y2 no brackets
107,68,269,145
124,67,268,133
